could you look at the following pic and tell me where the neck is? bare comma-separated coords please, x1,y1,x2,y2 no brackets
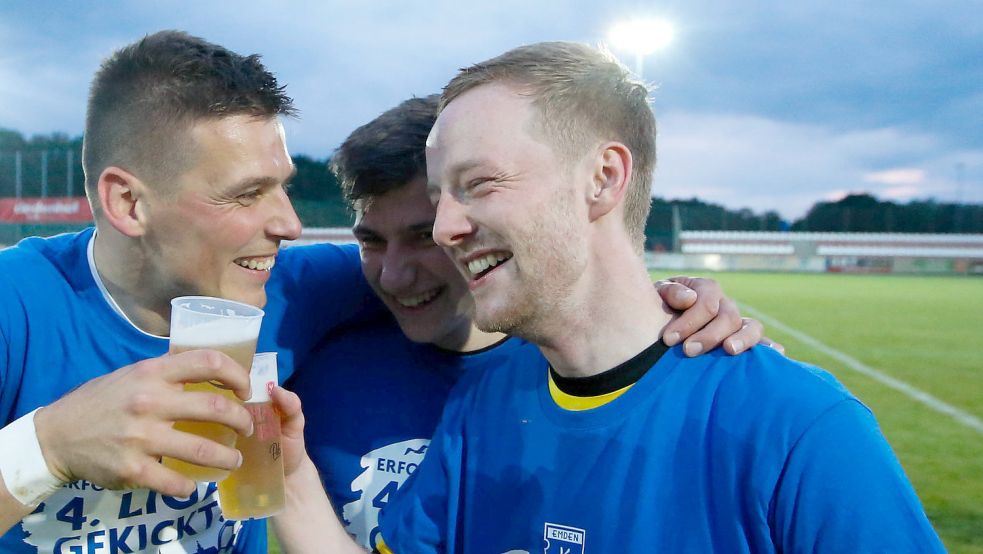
92,226,172,336
529,234,672,379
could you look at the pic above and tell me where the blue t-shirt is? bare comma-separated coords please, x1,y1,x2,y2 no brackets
0,228,379,554
379,344,945,553
287,317,538,551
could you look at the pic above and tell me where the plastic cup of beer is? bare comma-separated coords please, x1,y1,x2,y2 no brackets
161,296,264,482
218,352,285,519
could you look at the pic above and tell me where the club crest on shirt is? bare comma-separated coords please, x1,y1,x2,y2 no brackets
543,523,585,554
343,438,430,549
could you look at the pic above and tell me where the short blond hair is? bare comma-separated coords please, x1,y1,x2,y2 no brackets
441,42,656,252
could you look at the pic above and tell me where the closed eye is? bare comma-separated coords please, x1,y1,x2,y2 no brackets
467,177,492,189
236,189,263,206
360,239,383,250
353,228,384,249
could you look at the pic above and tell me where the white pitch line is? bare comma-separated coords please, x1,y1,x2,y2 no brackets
740,303,983,436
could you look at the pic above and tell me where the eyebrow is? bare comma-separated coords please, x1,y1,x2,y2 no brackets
353,219,435,238
351,225,379,240
408,220,436,233
228,165,298,192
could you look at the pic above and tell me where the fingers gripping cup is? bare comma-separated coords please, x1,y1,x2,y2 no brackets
162,296,264,482
218,353,285,519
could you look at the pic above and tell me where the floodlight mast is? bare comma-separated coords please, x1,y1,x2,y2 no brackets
606,18,674,80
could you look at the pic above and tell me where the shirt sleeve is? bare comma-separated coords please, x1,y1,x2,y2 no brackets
231,518,268,554
281,243,384,331
262,243,386,378
770,399,946,553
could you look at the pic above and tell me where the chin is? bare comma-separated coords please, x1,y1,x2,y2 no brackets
223,289,267,309
475,304,526,335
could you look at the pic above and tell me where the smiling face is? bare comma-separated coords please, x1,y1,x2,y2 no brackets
140,114,301,309
354,176,477,349
427,83,591,338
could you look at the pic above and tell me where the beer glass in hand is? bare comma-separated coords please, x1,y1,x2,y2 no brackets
218,353,285,519
162,296,264,482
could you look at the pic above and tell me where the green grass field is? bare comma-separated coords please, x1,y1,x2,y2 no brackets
696,271,983,553
270,271,982,553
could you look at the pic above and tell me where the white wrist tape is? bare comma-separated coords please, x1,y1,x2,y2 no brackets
0,409,64,507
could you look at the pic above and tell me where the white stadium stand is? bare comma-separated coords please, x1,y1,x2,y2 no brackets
652,231,983,275
282,227,356,247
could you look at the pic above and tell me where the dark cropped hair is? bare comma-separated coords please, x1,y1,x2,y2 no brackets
83,30,295,206
331,94,439,208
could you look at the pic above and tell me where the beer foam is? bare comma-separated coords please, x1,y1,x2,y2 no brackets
170,317,262,347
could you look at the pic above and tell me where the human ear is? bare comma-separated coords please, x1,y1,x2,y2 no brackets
587,142,632,221
97,166,150,237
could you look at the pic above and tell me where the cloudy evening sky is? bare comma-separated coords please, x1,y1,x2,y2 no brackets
1,0,980,220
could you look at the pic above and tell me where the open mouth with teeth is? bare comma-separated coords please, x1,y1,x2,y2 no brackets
466,252,512,281
234,256,276,272
394,286,444,309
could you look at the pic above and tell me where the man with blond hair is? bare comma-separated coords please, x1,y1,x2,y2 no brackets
282,94,770,551
359,42,942,552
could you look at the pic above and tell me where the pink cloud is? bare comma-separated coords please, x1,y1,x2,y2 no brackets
863,168,926,186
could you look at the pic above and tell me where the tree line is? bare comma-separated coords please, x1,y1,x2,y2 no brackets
643,194,983,250
2,129,981,247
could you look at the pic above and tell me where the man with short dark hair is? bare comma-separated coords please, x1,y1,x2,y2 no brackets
0,31,377,553
362,42,944,552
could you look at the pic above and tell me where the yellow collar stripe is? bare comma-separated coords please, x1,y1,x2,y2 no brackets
376,539,395,554
548,372,634,411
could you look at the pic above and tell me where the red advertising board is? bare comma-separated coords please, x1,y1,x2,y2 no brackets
0,197,93,223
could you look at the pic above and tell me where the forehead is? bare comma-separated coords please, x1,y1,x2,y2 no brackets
356,176,434,229
426,83,539,173
185,115,292,185
190,114,286,151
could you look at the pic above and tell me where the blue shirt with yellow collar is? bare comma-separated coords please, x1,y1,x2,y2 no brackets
378,342,944,553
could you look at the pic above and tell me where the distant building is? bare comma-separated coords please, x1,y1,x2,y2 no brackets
649,231,983,275
283,227,356,247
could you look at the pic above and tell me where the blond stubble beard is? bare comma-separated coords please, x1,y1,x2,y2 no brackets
472,184,587,342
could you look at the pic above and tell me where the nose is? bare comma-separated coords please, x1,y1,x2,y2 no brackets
378,243,416,293
267,184,303,241
432,191,475,248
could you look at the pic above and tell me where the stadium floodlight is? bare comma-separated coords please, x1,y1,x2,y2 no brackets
606,18,674,79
